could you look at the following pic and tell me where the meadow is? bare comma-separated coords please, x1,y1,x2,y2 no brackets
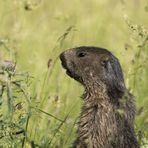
0,0,147,147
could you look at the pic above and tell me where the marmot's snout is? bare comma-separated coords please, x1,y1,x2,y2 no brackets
60,49,73,68
60,50,75,78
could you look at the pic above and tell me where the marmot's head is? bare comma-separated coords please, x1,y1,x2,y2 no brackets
60,46,125,98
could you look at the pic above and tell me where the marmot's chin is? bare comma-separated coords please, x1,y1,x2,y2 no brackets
66,69,80,83
66,69,73,78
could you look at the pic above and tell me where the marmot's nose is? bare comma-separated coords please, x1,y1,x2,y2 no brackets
59,52,68,68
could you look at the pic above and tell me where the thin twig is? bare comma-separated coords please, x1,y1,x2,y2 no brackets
31,106,64,122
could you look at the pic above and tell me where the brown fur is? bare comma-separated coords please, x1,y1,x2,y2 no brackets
60,46,139,148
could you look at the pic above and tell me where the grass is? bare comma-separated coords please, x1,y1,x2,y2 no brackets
0,0,148,147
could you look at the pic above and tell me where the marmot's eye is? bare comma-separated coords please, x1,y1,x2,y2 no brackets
77,52,86,57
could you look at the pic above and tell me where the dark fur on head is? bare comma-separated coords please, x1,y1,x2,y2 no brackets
103,53,125,99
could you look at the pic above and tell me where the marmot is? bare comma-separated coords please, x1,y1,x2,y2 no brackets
60,46,139,148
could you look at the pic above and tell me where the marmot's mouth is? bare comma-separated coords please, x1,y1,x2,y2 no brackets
60,60,73,77
60,55,82,83
60,53,74,78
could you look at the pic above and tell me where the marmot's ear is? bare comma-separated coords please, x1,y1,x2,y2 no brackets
105,55,125,98
100,55,110,67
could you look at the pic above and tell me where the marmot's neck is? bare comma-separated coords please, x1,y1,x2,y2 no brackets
84,80,107,97
78,87,118,147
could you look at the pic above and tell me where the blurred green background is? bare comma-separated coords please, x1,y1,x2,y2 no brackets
0,0,147,147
